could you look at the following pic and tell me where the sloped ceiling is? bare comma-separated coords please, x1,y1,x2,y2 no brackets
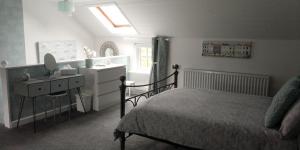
72,0,300,39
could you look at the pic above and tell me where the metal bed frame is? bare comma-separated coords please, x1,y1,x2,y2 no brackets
118,64,201,150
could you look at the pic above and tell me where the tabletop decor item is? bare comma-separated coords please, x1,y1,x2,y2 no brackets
83,46,96,68
60,64,77,75
21,73,31,81
18,69,30,81
1,60,8,67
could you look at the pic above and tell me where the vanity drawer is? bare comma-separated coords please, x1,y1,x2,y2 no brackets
28,82,50,97
51,79,68,93
69,76,85,89
97,67,125,83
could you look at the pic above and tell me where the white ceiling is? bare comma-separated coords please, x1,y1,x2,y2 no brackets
71,0,300,39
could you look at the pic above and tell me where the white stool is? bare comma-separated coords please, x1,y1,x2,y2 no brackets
126,81,135,97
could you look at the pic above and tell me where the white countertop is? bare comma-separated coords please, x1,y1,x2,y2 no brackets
82,64,126,71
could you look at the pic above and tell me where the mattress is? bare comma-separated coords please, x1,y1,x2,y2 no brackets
115,88,298,150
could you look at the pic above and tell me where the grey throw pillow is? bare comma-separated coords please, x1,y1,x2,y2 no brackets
279,98,300,139
264,76,300,128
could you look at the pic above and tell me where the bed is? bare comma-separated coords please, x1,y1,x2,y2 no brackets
114,65,299,150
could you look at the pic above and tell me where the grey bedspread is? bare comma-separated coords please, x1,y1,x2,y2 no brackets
115,88,298,150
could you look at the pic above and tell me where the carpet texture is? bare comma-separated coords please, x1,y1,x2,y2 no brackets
0,105,189,150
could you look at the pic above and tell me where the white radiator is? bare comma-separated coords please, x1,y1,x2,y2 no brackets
183,69,270,96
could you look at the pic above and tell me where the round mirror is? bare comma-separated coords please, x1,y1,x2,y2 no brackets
100,41,119,57
44,53,57,73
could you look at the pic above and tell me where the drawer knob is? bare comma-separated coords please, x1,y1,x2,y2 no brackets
38,88,42,91
58,84,61,87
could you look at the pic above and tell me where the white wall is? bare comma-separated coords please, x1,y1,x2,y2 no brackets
169,38,300,96
22,0,95,64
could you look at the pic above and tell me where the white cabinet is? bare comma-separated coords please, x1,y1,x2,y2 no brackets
79,65,126,111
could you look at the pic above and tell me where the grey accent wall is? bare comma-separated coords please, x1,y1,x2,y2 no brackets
0,0,26,66
0,0,26,124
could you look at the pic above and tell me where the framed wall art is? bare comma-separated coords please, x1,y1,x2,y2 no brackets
37,40,77,63
202,41,252,58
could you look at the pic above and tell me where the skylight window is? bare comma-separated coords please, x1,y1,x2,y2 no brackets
89,3,137,35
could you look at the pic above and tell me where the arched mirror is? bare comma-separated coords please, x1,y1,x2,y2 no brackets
100,41,119,57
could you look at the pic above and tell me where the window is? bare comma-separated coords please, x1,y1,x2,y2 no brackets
89,3,137,35
137,45,152,72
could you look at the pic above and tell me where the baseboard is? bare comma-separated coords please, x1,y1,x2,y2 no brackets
10,103,77,128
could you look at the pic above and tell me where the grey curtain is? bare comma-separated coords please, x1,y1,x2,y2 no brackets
149,36,170,92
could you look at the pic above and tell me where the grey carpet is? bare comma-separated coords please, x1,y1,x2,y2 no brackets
0,105,190,150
